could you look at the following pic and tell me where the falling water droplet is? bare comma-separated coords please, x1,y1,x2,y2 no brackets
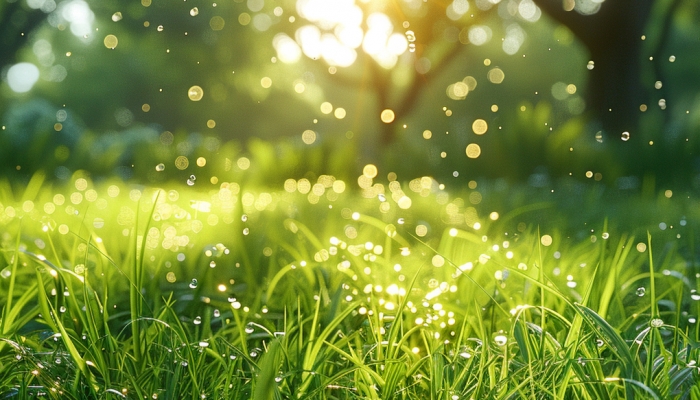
155,163,165,171
59,306,66,313
213,309,220,317
405,30,416,42
209,261,216,268
157,25,164,32
190,7,199,16
621,132,630,141
636,287,646,296
189,279,198,289
193,316,202,325
691,290,700,301
242,228,250,235
187,175,196,186
241,214,248,222
595,131,603,143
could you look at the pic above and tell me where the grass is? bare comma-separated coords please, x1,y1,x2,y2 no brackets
0,170,699,399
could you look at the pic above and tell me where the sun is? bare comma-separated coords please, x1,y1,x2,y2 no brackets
273,0,409,69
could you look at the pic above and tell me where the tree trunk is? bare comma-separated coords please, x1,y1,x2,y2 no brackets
533,0,655,135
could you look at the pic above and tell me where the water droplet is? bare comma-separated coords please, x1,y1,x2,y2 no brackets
193,316,202,325
59,306,66,313
274,376,282,383
602,232,610,239
112,12,123,22
242,228,249,235
155,163,165,171
241,214,248,222
596,339,604,347
190,7,199,16
181,361,188,367
187,175,196,186
636,287,646,296
209,261,216,268
408,43,416,52
397,218,405,225
586,60,594,70
198,341,209,348
229,354,237,360
493,335,507,346
250,350,258,357
55,358,62,364
691,290,700,300
669,55,676,62
213,309,220,317
595,131,603,143
244,324,254,334
157,25,164,32
650,318,663,328
378,194,386,202
189,279,198,289
405,30,416,42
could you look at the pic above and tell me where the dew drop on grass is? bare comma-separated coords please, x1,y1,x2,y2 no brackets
198,341,209,348
596,339,604,347
213,309,220,317
241,214,248,222
193,316,202,325
181,361,188,367
691,290,700,300
244,324,254,334
493,335,507,346
155,163,165,171
242,228,250,235
209,261,216,268
187,175,196,186
189,279,198,289
636,287,646,296
650,318,663,328
250,350,258,357
190,7,199,16
55,358,62,364
275,376,282,383
621,132,630,141
59,306,66,313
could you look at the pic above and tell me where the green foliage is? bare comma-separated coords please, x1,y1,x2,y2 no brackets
0,171,699,398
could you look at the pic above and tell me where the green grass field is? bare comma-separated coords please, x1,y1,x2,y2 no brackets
0,170,699,399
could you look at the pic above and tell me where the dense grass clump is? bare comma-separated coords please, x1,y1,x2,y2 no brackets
0,171,699,399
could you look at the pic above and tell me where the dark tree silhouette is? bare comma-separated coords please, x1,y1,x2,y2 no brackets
532,0,682,136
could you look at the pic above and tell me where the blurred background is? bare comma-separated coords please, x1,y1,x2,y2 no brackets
1,0,699,189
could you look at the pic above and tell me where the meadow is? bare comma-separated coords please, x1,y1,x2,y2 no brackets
0,162,699,399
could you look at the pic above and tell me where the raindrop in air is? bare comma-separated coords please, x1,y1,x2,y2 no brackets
155,163,165,171
408,43,416,52
586,60,594,70
112,12,123,22
193,316,202,325
213,309,220,317
242,228,250,235
209,261,216,268
190,7,199,16
596,339,604,347
691,290,700,301
241,214,248,222
621,132,630,141
187,175,196,186
397,218,405,225
595,131,603,143
157,25,164,32
636,287,646,296
405,30,416,42
189,279,198,288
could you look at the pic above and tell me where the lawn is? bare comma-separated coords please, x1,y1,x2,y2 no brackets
0,167,699,399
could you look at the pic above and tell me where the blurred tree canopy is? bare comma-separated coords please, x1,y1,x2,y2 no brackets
1,0,699,186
